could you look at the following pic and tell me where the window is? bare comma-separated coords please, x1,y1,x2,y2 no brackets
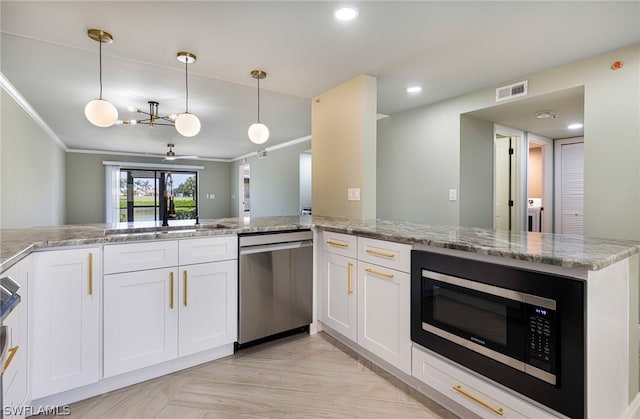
118,169,198,223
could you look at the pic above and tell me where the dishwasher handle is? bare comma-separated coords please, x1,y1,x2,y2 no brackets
240,240,313,256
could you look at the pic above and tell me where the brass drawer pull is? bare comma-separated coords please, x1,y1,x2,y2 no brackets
365,268,394,279
453,385,504,416
183,270,188,307
366,249,395,259
327,239,349,248
347,262,354,295
169,272,174,309
3,346,19,374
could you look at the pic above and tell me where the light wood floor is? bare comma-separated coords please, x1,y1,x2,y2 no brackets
44,332,457,418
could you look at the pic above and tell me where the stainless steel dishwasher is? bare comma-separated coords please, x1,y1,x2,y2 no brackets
238,230,313,347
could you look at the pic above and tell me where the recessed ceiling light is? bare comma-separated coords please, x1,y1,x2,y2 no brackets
334,7,358,21
406,86,422,93
568,123,583,130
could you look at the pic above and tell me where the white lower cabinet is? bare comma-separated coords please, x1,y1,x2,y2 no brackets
2,258,29,418
103,267,178,378
320,252,357,342
103,237,238,377
178,260,237,356
412,345,558,418
31,248,100,400
357,261,411,374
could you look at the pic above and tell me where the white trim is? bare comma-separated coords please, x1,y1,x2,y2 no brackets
102,161,205,170
0,72,67,151
69,148,230,162
231,135,312,161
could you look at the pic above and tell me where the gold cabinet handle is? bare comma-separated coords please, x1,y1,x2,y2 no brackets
347,262,353,295
365,267,394,279
169,272,174,309
183,270,188,307
327,239,349,248
453,385,504,416
366,248,395,259
3,346,19,374
88,252,93,295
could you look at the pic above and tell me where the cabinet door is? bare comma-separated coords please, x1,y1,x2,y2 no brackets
103,267,178,378
321,252,357,342
178,260,237,356
357,262,411,374
32,248,100,399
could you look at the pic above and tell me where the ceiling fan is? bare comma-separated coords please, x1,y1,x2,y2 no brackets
163,143,199,161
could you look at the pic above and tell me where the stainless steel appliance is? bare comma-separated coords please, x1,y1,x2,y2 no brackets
238,230,313,347
1,275,21,419
411,250,585,419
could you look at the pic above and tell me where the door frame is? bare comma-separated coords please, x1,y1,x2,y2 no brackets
493,124,526,232
238,163,250,217
527,133,554,233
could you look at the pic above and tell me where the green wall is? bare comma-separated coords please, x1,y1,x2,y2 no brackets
65,153,232,224
1,90,65,228
230,139,311,217
377,44,640,240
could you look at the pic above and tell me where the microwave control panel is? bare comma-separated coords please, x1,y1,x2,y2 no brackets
527,306,556,373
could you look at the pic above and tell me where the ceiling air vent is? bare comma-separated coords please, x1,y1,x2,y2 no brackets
495,80,528,102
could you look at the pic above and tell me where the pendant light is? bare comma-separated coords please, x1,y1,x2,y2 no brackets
85,29,118,127
174,52,201,137
248,70,269,144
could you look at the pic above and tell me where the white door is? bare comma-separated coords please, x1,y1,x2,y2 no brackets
31,248,100,399
103,267,178,377
178,260,237,356
555,138,584,235
321,252,357,342
357,262,411,374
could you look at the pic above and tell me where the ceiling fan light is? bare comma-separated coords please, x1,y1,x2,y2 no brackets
175,112,201,137
85,99,118,127
248,122,270,144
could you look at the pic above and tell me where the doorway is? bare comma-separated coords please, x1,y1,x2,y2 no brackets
238,164,250,217
493,125,525,232
527,134,553,233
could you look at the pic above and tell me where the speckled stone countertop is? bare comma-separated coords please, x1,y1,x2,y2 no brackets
1,215,638,272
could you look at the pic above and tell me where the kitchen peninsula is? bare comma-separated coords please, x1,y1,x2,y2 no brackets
1,215,638,418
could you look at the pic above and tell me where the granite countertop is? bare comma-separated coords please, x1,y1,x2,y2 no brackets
1,215,638,272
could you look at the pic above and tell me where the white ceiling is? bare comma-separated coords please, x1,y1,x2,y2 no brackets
2,1,639,160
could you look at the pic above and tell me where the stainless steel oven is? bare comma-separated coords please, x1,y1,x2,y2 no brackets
411,250,585,419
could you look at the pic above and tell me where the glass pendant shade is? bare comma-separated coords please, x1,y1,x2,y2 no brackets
85,98,118,127
175,112,201,137
248,122,269,144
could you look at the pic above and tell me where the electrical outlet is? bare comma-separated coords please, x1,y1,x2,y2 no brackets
448,189,457,201
347,188,361,201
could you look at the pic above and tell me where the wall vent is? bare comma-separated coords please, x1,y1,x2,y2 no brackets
495,80,528,102
257,150,268,159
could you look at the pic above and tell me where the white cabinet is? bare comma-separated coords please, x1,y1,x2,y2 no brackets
103,237,237,377
412,345,558,418
357,237,412,374
2,258,29,418
319,232,412,374
178,260,237,356
31,248,100,399
319,232,357,342
103,267,178,378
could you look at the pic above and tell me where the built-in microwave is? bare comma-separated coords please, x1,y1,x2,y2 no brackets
411,250,585,419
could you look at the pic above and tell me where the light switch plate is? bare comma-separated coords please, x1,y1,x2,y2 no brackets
348,188,361,201
448,189,457,201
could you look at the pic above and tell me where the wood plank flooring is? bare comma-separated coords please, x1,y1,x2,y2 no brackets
43,332,457,418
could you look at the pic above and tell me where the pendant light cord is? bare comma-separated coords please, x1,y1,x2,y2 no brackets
257,75,260,122
98,39,103,100
184,60,189,113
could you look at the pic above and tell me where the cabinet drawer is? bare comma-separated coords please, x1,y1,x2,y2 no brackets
322,231,357,259
104,240,179,274
358,237,411,273
179,236,237,265
412,346,558,418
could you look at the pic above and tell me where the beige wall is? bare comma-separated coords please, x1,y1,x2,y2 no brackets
312,74,377,219
528,147,542,198
1,90,66,228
